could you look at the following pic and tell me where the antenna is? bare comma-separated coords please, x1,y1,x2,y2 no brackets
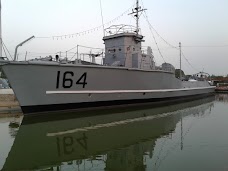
129,0,146,35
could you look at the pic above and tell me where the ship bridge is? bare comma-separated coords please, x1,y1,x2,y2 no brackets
103,25,155,70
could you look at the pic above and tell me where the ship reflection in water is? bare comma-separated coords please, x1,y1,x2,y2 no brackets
2,95,228,171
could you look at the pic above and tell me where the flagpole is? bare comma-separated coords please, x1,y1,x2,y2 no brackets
0,0,2,57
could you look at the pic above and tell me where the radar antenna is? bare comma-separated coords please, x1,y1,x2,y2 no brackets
129,0,146,35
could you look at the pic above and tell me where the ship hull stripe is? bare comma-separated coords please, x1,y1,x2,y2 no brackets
46,86,215,94
21,93,214,115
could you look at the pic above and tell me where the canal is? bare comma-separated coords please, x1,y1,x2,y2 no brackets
0,94,228,171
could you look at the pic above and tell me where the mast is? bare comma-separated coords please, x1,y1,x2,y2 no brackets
136,0,139,35
179,42,182,79
129,0,146,35
0,0,2,57
99,0,105,37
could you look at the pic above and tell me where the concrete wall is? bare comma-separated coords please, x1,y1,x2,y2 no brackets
0,89,21,115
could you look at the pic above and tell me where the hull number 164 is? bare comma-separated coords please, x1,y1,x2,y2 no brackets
56,71,87,89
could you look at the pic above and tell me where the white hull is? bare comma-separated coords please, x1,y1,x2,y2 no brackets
1,61,215,114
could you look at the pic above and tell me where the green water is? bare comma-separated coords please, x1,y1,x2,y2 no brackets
0,94,228,171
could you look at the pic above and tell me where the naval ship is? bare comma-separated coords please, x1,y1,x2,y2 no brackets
0,0,215,114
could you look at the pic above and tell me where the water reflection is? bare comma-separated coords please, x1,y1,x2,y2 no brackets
215,93,228,103
8,121,20,138
2,96,215,171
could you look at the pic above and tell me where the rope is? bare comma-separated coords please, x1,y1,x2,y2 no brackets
35,4,135,40
142,13,166,63
181,51,200,72
140,0,178,49
2,40,13,60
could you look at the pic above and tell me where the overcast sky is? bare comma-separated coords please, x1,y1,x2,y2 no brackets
1,0,228,75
